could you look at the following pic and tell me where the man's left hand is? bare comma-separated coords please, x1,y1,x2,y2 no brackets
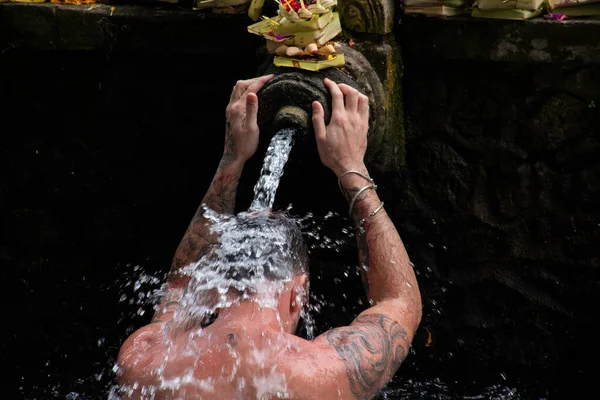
223,74,274,164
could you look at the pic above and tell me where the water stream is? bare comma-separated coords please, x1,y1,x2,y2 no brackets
249,128,296,212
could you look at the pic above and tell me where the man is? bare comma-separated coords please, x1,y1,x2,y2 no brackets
117,74,422,399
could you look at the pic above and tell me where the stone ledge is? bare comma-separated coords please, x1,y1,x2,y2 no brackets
0,3,260,54
400,15,600,64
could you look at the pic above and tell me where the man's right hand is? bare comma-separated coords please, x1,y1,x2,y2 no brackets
224,74,273,165
312,78,370,178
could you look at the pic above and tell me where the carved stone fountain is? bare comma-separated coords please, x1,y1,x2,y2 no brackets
256,0,404,172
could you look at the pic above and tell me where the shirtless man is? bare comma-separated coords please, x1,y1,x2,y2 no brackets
116,75,422,399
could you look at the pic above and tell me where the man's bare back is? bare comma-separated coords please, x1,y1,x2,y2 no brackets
120,304,411,399
117,76,422,400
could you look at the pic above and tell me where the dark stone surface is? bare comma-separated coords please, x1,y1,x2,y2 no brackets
400,33,600,398
0,3,260,54
338,0,395,34
350,39,406,170
257,63,365,138
257,45,389,167
400,15,600,64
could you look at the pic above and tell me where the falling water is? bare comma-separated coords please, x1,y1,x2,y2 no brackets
112,128,310,399
171,127,300,330
172,209,305,327
249,128,296,212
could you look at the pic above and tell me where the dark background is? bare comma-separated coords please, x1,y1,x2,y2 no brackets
2,19,600,399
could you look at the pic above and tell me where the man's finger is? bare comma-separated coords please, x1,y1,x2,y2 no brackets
245,74,274,95
324,78,345,115
246,93,259,128
358,94,369,121
230,75,273,103
230,78,253,103
339,84,359,112
312,101,326,141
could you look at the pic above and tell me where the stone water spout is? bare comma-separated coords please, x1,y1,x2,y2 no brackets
256,45,387,154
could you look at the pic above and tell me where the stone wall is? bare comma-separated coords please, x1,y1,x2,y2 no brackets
395,16,600,399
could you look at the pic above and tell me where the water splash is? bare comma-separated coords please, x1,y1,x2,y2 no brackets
49,128,530,399
172,209,303,329
249,128,295,212
376,378,519,400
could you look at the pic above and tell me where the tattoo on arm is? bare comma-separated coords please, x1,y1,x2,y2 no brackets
169,120,242,271
222,119,237,167
158,119,245,319
170,226,219,272
203,118,240,215
202,176,238,215
326,314,409,400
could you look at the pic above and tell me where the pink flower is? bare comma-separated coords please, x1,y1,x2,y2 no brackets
545,12,566,20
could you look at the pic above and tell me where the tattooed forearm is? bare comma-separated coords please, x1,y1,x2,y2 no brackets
170,171,240,271
168,124,245,274
221,119,237,167
170,230,218,271
327,314,409,400
202,175,238,214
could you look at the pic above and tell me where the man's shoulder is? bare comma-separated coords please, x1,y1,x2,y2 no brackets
117,323,166,379
272,333,353,398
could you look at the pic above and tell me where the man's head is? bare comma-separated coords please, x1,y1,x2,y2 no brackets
217,211,309,285
178,211,309,333
223,212,309,332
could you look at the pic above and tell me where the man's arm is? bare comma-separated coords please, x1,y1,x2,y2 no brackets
310,79,422,399
152,74,274,322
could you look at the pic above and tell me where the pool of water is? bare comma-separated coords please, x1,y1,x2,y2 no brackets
8,209,563,399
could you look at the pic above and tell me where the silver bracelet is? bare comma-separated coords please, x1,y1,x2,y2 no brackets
357,201,385,229
348,184,376,216
369,201,385,218
338,170,374,196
